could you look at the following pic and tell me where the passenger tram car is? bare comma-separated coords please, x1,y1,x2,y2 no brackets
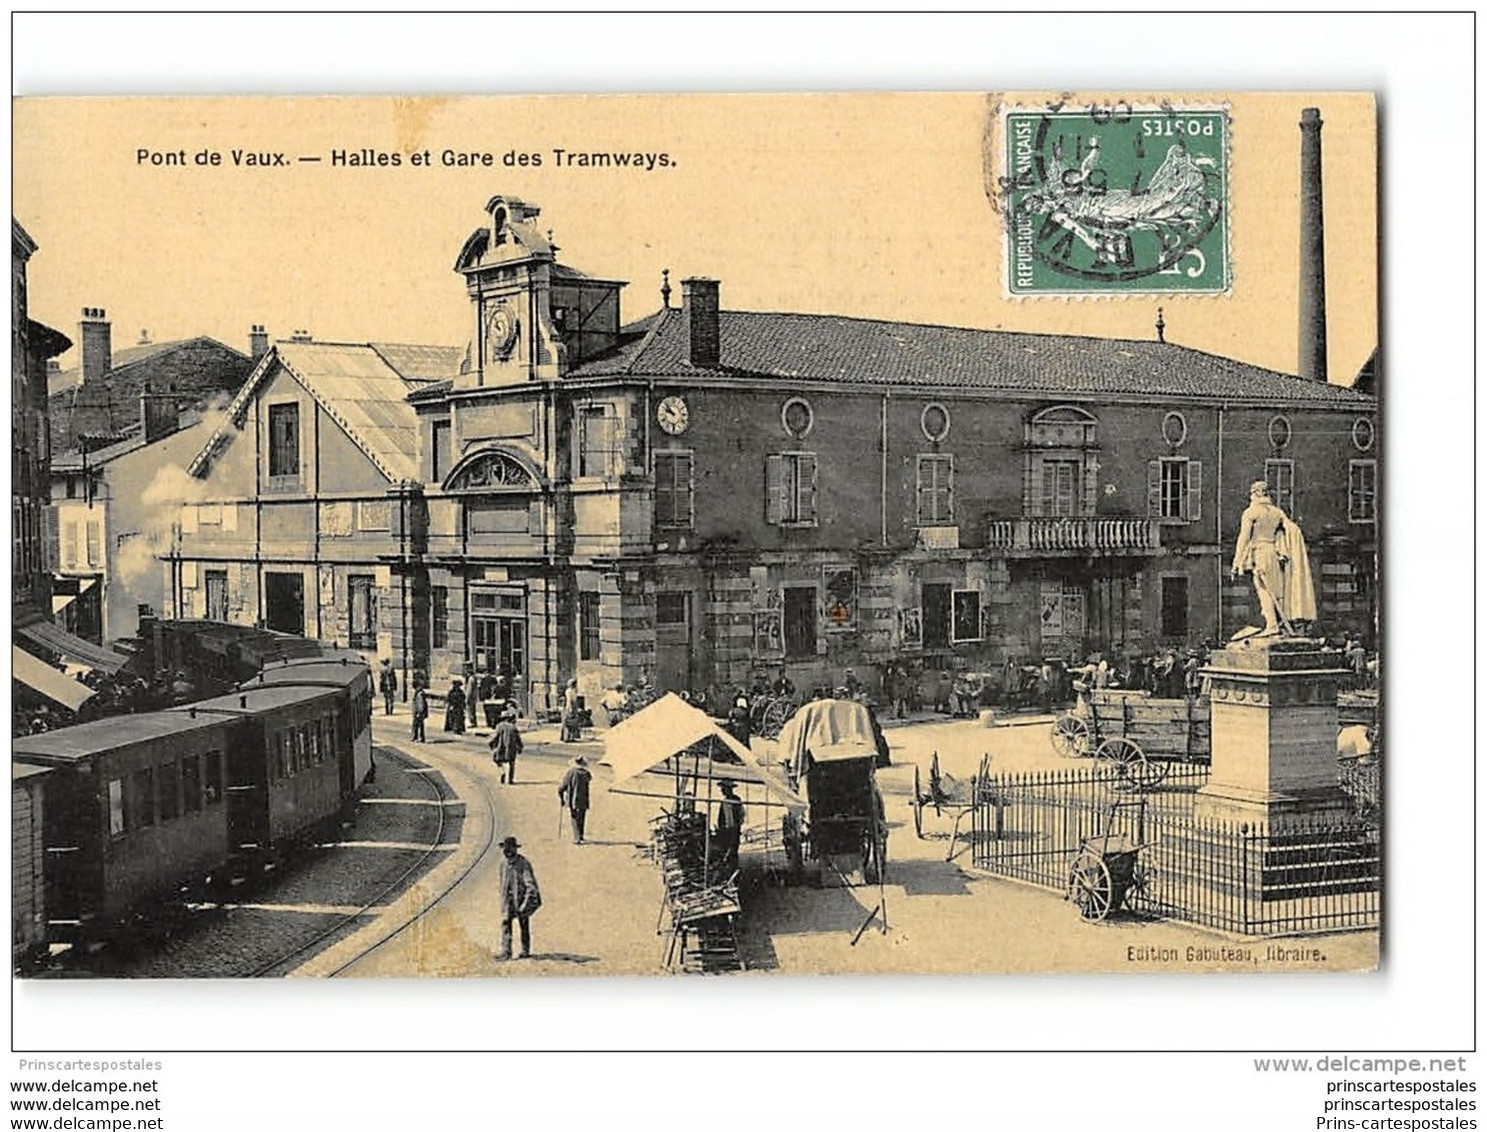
12,623,374,967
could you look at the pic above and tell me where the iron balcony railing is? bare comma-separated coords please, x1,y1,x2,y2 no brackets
984,516,1162,554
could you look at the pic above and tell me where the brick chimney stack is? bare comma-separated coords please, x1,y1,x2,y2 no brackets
681,278,720,368
79,307,112,385
250,324,269,361
1298,108,1328,383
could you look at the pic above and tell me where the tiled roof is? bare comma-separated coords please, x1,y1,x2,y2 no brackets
568,308,1376,406
47,337,229,396
49,337,253,455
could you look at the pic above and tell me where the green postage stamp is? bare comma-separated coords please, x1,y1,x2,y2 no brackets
1001,102,1230,296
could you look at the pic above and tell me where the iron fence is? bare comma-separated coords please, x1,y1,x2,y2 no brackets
970,763,1380,936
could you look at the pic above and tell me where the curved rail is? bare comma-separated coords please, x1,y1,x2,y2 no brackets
248,748,457,978
320,751,498,978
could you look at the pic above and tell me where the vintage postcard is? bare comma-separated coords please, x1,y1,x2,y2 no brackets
12,92,1378,979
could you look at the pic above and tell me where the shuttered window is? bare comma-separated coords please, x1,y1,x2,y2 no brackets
765,453,818,526
1039,459,1080,517
268,403,300,478
431,586,449,649
1349,460,1376,523
1265,458,1295,514
1148,458,1202,522
578,405,619,477
917,455,954,524
654,451,694,529
579,592,601,661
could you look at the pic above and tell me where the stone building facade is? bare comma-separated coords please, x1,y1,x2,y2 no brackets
169,195,1379,712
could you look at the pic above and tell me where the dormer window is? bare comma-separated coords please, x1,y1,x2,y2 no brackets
492,206,508,245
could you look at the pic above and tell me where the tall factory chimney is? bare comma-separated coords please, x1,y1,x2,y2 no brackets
1298,107,1328,383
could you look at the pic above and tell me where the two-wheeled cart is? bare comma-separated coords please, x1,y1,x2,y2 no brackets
1066,795,1155,922
911,751,996,861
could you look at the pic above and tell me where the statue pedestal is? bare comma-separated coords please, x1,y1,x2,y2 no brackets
1198,640,1353,825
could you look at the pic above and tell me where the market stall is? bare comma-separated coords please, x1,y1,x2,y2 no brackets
603,693,804,972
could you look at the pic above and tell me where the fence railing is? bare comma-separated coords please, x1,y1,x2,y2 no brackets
969,763,1380,936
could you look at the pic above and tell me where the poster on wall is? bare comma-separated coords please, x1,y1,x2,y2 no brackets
823,566,857,630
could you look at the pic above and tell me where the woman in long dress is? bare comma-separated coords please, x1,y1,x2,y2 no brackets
444,678,467,734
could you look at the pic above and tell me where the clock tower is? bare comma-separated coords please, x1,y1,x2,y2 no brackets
453,195,626,386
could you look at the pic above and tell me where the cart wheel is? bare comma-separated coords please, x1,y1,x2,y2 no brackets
912,765,925,839
1096,737,1149,790
1067,850,1114,922
1051,715,1091,758
1134,758,1170,791
1126,861,1155,911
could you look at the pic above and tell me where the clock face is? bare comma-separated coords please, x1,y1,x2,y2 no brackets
485,303,518,360
657,395,690,436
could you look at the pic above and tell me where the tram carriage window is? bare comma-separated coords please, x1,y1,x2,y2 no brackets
130,767,156,829
306,722,319,764
159,762,180,821
204,751,223,804
107,778,126,838
274,733,288,781
182,754,202,814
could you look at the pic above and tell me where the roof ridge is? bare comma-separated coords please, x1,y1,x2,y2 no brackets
620,307,677,375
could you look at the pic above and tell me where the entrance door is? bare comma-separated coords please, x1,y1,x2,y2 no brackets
472,598,527,711
655,592,692,692
783,586,817,660
922,583,952,649
263,572,304,636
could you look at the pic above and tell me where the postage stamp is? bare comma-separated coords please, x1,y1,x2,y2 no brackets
1001,101,1230,296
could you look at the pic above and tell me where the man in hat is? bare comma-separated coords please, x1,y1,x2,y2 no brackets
712,778,746,877
558,755,593,844
488,705,523,784
1231,479,1317,637
410,678,429,743
497,835,540,960
378,658,398,716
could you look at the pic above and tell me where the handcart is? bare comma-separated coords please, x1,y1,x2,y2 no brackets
1066,795,1155,922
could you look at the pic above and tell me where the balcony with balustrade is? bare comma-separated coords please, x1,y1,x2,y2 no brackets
983,515,1163,557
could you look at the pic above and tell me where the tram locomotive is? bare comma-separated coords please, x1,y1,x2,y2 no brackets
12,629,373,962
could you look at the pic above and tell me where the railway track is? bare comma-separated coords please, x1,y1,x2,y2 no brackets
248,746,474,977
303,741,499,978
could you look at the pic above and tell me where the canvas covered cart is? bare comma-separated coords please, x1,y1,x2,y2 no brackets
773,699,890,889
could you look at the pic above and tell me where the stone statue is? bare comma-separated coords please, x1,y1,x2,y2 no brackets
1230,480,1317,639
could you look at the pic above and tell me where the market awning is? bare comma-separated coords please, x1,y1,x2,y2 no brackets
602,693,805,808
15,619,128,674
12,646,96,711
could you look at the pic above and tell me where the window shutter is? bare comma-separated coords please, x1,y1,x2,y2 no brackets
42,506,58,571
1147,459,1162,517
765,455,784,524
1187,461,1203,522
684,452,695,529
1022,451,1033,516
62,519,77,567
945,456,955,522
804,454,819,525
1083,452,1098,516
